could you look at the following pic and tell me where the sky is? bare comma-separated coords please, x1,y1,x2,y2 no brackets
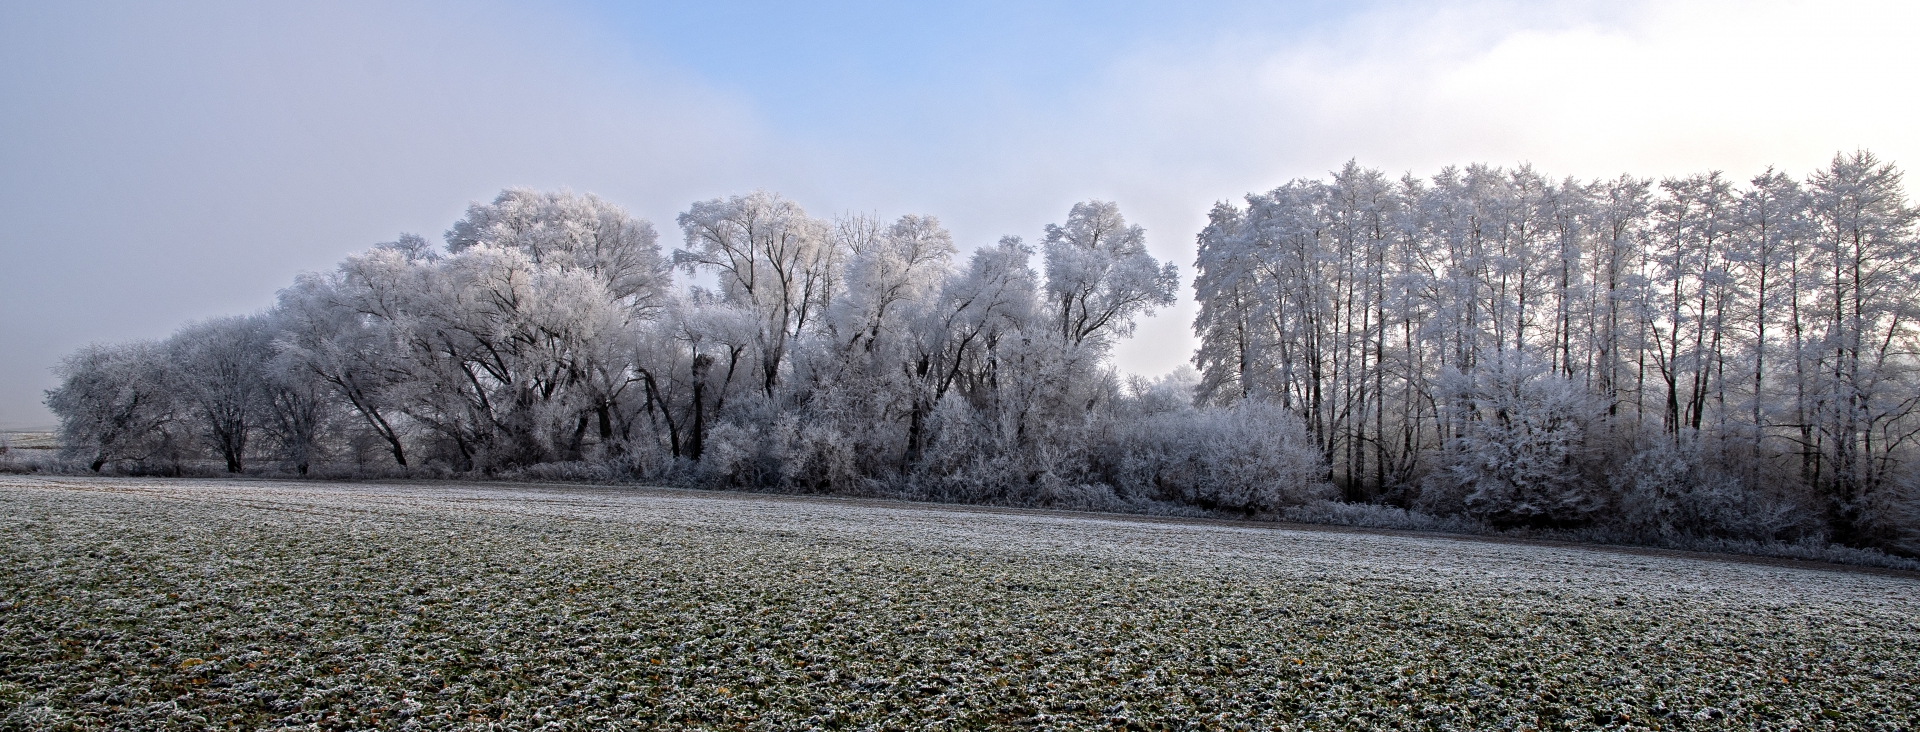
3,0,1918,430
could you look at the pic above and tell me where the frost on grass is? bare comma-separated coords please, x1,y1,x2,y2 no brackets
1,477,1916,731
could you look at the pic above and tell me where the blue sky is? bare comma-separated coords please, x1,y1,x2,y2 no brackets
592,2,1343,132
2,0,1916,429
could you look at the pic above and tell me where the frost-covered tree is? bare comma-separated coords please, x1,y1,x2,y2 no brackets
164,315,274,473
391,245,639,468
278,211,656,472
902,237,1038,467
275,253,418,469
792,214,961,475
446,188,671,310
1804,151,1920,543
1730,170,1809,455
675,191,838,398
46,341,183,472
1646,172,1738,436
826,214,956,359
1042,201,1178,350
1188,152,1920,548
1192,200,1262,405
1588,175,1652,419
43,164,1920,551
259,328,336,476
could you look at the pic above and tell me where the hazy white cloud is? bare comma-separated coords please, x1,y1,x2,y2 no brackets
1123,0,1920,179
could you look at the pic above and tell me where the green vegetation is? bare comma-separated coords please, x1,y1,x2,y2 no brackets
2,477,1915,730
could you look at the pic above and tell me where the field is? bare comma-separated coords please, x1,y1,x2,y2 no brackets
0,432,58,450
1,477,1915,730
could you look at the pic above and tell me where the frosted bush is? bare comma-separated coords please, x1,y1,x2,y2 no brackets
692,421,763,488
1437,355,1606,527
1867,468,1920,555
500,460,617,484
1613,437,1809,542
1281,500,1481,532
780,418,868,494
1107,399,1331,513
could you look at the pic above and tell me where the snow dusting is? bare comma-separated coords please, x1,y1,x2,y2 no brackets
2,476,1914,729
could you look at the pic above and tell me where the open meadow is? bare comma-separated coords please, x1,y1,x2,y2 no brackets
1,476,1915,730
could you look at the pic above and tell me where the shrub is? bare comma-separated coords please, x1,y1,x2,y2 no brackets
1105,400,1332,514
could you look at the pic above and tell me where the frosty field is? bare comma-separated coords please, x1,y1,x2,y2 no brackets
1,477,1915,730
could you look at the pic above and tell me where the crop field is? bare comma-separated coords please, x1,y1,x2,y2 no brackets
1,477,1916,730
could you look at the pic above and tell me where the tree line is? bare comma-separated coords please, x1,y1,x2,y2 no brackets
1194,151,1919,549
50,190,1324,512
46,151,1920,553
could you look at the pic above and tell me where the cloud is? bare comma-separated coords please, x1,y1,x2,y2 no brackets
1042,0,1920,379
1100,0,1920,181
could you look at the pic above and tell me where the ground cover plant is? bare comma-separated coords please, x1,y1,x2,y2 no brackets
2,476,1916,730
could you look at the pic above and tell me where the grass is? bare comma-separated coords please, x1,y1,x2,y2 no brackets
2,475,1916,730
